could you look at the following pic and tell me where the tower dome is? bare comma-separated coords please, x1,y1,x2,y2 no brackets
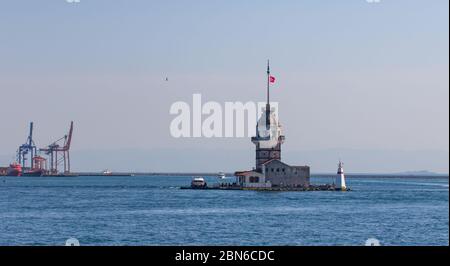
255,106,283,149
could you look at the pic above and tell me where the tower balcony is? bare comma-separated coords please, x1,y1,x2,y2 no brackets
251,135,271,144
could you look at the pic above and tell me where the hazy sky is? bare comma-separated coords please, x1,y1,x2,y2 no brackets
0,0,448,172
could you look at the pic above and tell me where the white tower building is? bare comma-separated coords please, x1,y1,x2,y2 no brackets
235,61,310,189
336,160,347,191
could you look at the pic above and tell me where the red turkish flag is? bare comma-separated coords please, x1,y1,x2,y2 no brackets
269,76,276,84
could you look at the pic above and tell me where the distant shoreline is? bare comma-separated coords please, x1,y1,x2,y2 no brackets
68,172,449,178
2,171,448,178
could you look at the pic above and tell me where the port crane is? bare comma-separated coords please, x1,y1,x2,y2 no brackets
40,121,74,174
17,122,37,169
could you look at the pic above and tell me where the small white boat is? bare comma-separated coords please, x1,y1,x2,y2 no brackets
102,169,112,175
217,172,226,179
191,177,207,188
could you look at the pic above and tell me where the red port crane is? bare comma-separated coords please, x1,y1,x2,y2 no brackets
40,121,74,175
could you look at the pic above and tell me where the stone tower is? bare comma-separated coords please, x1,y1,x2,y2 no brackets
251,61,285,172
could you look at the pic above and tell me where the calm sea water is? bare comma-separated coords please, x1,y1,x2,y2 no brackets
0,175,448,246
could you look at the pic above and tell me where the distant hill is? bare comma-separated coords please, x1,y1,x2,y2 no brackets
393,170,448,176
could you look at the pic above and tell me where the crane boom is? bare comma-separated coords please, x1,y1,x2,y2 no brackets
64,121,74,151
28,122,34,146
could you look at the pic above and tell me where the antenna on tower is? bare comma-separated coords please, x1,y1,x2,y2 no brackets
267,59,270,105
265,60,271,130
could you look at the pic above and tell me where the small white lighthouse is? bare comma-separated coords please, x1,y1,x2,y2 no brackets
336,160,347,191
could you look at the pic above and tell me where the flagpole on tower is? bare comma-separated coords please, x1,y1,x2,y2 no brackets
267,59,270,105
266,60,271,129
